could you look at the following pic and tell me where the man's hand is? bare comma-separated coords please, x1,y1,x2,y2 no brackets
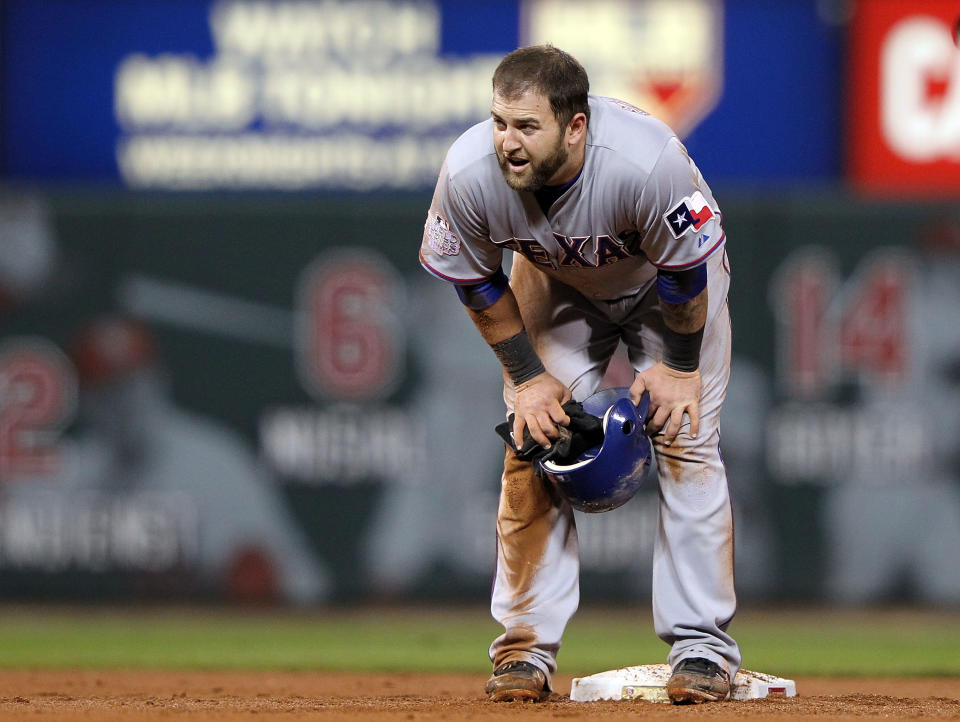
513,373,572,449
630,361,701,444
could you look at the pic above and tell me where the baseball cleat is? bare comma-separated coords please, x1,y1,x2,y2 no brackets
484,661,549,702
666,657,731,704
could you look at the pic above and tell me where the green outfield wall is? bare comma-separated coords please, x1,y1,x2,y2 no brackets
1,191,957,606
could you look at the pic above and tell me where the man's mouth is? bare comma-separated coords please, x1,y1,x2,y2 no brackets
506,156,529,171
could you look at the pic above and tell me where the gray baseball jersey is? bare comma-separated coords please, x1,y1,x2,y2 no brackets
420,94,739,687
420,95,725,299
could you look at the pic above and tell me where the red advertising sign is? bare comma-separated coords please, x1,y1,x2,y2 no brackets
847,0,960,194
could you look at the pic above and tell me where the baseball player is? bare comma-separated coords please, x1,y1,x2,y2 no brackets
49,315,330,604
419,45,738,704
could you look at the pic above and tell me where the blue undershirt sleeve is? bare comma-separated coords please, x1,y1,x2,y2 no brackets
455,268,509,311
656,264,708,304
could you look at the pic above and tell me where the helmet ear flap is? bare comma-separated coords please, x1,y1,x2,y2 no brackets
604,398,639,437
605,390,650,438
635,389,651,424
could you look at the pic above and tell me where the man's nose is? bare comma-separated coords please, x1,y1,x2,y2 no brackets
502,128,522,153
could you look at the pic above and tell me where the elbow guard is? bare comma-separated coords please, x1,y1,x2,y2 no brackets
455,268,509,310
657,264,708,304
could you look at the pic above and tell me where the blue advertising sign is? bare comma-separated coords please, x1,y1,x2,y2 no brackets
1,0,842,189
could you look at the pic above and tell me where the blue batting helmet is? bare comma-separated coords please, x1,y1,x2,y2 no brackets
540,387,652,513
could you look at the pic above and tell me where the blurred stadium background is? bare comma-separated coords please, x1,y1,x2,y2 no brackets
1,0,959,618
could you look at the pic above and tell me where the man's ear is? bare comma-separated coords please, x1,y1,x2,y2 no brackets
567,112,587,144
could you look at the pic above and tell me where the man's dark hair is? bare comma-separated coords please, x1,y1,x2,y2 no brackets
492,45,590,127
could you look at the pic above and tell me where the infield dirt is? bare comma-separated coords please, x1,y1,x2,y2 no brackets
0,670,958,720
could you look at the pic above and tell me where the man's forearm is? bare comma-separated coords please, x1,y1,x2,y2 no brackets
661,286,707,371
661,286,707,333
467,287,545,385
466,286,525,344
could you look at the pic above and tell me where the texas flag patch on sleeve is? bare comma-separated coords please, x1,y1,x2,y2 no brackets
663,191,715,239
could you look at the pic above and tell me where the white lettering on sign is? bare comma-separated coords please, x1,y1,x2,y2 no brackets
882,16,960,162
259,406,427,485
767,403,930,486
0,493,197,571
116,55,495,132
117,133,453,190
113,0,499,190
209,0,439,64
115,57,256,131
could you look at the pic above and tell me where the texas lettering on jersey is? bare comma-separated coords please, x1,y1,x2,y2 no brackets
663,190,714,239
493,234,633,269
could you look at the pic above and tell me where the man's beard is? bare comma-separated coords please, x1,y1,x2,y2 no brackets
499,138,568,192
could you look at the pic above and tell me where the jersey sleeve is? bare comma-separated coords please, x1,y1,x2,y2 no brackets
419,161,504,284
635,137,725,270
